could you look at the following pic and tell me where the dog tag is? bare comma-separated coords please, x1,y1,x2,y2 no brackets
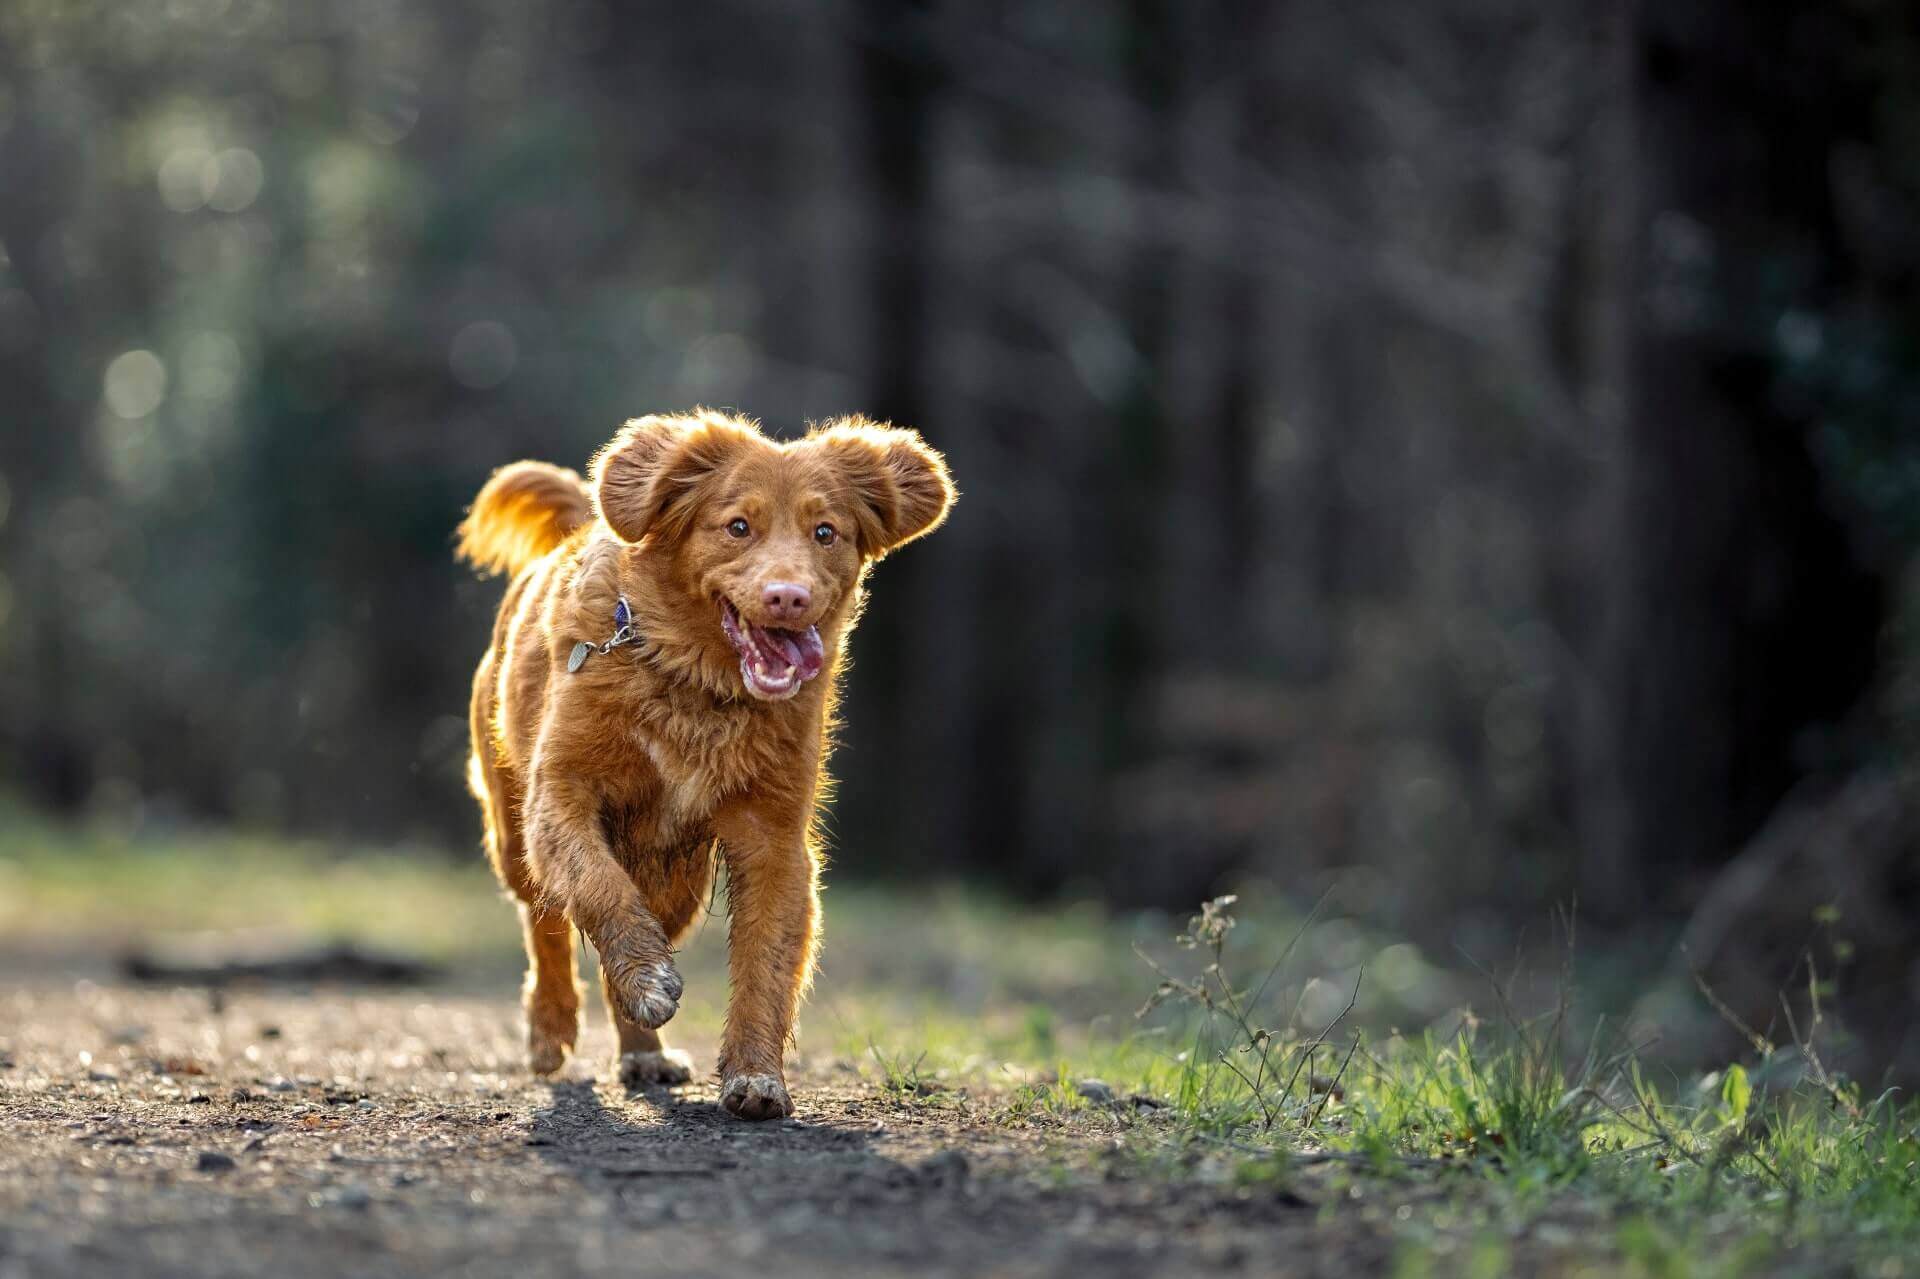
567,642,592,673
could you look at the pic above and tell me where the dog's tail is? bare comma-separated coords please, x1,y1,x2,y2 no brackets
456,461,593,577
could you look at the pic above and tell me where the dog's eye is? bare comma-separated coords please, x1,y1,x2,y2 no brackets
814,523,837,547
726,518,750,539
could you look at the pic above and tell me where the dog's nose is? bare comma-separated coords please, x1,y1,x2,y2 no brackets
761,581,812,622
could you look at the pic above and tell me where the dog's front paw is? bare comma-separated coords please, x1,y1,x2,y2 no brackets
617,1048,694,1088
719,1073,793,1121
606,958,683,1029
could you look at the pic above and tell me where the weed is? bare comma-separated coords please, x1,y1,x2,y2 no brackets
867,1040,964,1106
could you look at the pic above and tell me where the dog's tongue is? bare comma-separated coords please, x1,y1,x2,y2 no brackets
766,624,826,680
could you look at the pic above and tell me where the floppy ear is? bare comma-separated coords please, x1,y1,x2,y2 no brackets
812,417,956,558
590,411,756,544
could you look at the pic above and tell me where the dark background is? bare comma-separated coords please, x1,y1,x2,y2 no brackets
2,4,1918,1063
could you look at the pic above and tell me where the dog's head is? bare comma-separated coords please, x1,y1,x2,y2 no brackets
591,410,954,701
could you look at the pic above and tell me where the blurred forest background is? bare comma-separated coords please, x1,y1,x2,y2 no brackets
2,3,1919,1063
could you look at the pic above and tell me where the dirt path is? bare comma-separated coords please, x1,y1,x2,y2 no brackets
0,979,1386,1278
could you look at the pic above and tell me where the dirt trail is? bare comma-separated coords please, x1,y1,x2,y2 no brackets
0,980,1377,1278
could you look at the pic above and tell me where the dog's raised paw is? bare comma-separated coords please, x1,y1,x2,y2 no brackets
617,1048,694,1088
609,959,683,1029
719,1073,793,1121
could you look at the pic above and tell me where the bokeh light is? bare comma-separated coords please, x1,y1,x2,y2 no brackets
102,350,168,419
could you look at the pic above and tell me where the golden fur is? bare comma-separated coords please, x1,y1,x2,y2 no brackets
459,409,954,1119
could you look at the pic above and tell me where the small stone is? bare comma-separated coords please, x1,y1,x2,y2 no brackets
188,1092,212,1104
266,1077,295,1093
1075,1079,1116,1105
196,1151,236,1173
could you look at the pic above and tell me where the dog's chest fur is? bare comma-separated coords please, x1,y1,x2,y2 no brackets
586,659,816,857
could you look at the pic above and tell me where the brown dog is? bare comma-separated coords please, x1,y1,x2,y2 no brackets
456,409,954,1119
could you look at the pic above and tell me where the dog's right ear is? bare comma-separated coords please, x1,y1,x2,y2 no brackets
590,412,755,544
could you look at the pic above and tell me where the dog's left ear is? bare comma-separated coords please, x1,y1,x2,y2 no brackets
812,418,956,558
591,411,757,544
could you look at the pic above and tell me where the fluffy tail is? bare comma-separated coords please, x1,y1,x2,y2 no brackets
456,461,593,577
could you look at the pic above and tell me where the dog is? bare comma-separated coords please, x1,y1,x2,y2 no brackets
455,409,953,1119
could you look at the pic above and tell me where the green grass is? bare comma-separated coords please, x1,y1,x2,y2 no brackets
1028,898,1920,1277
4,805,1914,1275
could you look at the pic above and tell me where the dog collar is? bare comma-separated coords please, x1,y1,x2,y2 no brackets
567,596,643,673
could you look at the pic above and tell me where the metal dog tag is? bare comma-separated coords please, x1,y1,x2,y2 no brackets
567,642,592,673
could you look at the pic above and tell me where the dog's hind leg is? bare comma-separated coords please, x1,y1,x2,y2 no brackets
472,643,581,1075
479,797,582,1075
473,745,580,1074
490,787,581,1076
520,904,581,1075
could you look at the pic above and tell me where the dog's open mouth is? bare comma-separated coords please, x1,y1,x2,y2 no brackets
719,598,825,700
